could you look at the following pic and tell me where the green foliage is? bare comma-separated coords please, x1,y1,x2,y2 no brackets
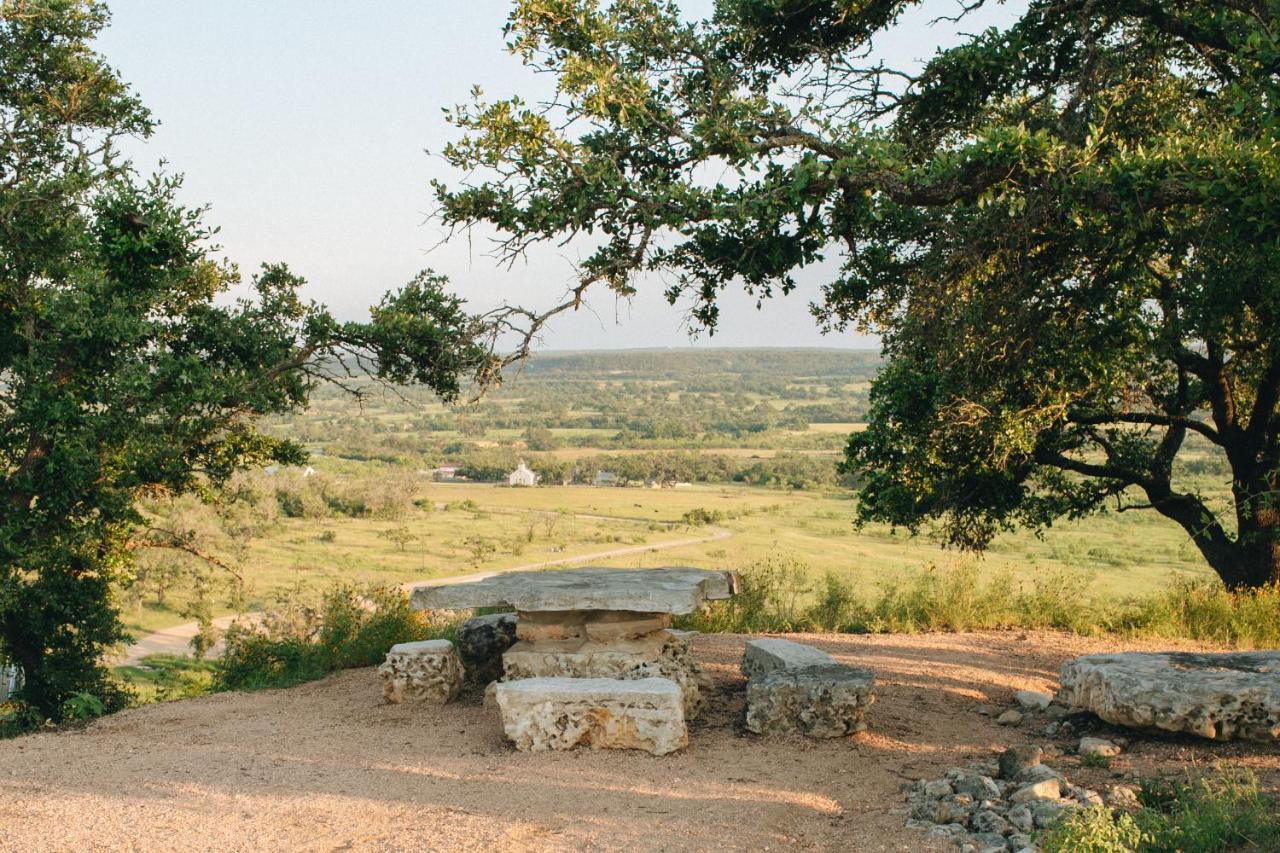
0,2,482,730
1106,580,1280,648
1043,769,1280,853
215,584,450,691
1041,806,1142,853
436,0,1280,588
115,654,216,704
679,556,1280,647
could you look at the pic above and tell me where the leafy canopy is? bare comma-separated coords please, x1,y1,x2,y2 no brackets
0,0,487,727
435,0,1280,588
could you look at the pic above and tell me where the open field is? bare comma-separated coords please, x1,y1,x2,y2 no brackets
116,349,1236,648
121,477,1223,644
9,631,1277,852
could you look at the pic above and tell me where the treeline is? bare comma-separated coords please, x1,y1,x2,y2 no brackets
452,449,851,490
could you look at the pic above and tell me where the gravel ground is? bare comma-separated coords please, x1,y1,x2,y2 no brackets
2,630,1276,852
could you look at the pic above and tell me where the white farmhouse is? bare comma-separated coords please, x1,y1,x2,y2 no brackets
508,461,538,487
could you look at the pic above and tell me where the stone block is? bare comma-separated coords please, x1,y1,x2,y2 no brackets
744,663,875,738
502,630,705,718
582,610,671,642
494,676,687,755
456,612,517,683
1009,779,1060,803
740,638,834,678
1057,651,1280,741
378,639,462,704
1014,689,1053,711
514,609,672,643
413,567,738,615
1078,736,1121,758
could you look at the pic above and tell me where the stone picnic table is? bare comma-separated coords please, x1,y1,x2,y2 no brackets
410,567,739,717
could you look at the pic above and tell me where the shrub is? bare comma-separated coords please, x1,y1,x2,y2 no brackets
215,584,455,691
1041,806,1142,853
1042,769,1280,853
677,556,812,633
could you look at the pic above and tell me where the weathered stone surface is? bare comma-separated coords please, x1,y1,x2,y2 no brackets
1078,736,1121,758
1014,689,1053,711
411,567,738,615
1057,651,1280,741
1009,778,1060,803
744,663,875,738
740,638,834,678
377,639,462,704
456,612,517,683
494,676,687,755
503,633,668,679
514,609,671,642
502,629,706,717
996,709,1023,726
997,745,1042,780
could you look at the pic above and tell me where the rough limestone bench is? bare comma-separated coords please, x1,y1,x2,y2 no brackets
412,567,738,720
1058,651,1280,742
378,639,463,704
741,637,835,678
494,676,687,755
740,638,876,738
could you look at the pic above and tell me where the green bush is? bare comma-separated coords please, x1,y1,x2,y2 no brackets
117,655,217,704
1042,769,1280,853
216,584,454,691
677,556,813,633
1041,806,1142,853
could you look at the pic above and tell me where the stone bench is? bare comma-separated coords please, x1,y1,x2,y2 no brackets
741,637,834,678
1058,651,1280,741
494,676,687,755
378,639,463,704
745,663,876,738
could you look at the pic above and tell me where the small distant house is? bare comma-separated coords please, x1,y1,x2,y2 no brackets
432,464,463,481
593,470,617,487
508,461,537,487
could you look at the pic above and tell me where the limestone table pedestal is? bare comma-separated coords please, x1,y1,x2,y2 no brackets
410,567,737,718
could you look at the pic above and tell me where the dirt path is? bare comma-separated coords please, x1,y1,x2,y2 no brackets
118,526,731,665
7,631,1276,852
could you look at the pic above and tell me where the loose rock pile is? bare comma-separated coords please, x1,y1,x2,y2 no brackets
904,747,1104,852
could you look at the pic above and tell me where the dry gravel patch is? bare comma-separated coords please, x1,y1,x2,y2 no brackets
1,631,1276,852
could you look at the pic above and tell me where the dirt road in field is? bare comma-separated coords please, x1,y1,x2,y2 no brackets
118,526,732,664
8,630,1277,852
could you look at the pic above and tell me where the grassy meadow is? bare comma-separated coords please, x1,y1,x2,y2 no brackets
117,348,1235,645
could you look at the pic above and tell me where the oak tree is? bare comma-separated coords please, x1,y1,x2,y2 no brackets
435,0,1280,588
1,0,485,725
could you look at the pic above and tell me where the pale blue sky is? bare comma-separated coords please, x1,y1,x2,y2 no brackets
97,1,1020,351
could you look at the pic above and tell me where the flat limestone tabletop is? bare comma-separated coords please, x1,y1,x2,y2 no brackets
410,567,738,615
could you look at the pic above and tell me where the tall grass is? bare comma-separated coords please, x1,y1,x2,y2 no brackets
677,558,1280,648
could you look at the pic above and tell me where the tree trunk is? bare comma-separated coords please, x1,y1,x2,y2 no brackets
1229,497,1280,590
1146,487,1279,590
